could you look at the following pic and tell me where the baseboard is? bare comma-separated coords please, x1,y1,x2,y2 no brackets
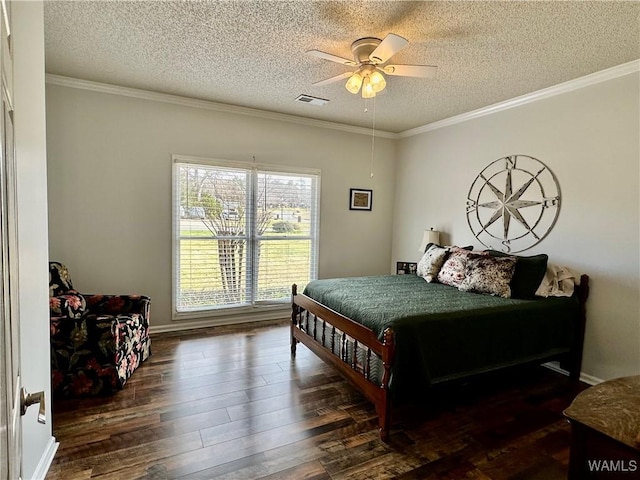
151,310,290,334
577,371,604,386
31,436,59,480
542,362,603,385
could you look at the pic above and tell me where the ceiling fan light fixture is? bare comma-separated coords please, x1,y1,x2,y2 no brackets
361,76,376,98
345,72,364,94
369,70,386,93
309,33,437,98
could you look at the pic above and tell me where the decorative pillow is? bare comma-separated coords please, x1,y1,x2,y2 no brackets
485,251,548,299
459,256,517,298
417,245,449,282
436,248,487,288
50,292,86,318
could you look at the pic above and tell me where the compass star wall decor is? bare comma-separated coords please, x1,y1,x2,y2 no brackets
466,155,561,253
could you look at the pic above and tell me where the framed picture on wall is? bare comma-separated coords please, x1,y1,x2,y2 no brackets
396,262,417,275
349,188,373,211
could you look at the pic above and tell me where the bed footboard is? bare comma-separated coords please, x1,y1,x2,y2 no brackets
291,284,395,441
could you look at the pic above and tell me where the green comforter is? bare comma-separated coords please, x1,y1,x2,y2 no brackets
303,275,579,400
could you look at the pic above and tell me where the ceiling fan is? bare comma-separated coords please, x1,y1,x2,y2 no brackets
307,33,437,98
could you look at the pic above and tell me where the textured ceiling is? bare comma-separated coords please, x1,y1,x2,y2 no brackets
44,1,640,133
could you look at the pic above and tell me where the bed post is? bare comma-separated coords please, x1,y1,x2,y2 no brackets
291,284,298,357
378,327,395,442
570,274,589,381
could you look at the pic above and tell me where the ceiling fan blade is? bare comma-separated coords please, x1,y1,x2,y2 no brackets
383,64,438,78
307,50,357,66
369,33,408,64
312,71,354,86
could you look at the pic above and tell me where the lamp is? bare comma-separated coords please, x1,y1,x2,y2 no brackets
345,65,387,98
418,228,441,253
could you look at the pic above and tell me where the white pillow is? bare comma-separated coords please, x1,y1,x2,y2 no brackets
417,245,449,282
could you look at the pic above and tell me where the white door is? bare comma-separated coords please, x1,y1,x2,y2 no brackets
0,0,22,478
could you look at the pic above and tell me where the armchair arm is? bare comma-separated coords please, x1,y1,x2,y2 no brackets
85,294,150,318
49,291,86,319
50,314,121,396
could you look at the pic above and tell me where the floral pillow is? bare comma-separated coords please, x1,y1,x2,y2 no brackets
436,248,487,288
458,256,517,298
50,292,86,318
417,245,449,282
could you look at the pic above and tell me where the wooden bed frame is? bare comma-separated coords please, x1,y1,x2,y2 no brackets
290,274,590,441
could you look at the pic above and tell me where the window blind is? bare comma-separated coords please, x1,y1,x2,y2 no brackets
173,156,319,314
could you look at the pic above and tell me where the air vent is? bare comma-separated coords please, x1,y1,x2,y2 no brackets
295,94,329,106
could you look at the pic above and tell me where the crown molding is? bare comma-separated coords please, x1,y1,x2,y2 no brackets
45,59,639,141
399,59,640,138
45,74,399,139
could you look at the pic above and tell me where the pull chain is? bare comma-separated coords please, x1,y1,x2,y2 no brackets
370,96,376,178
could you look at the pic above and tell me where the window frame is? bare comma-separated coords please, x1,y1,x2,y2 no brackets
171,154,321,320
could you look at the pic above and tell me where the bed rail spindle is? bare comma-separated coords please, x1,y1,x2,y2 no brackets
322,320,326,347
331,325,336,354
352,340,358,370
312,314,317,340
365,348,371,380
341,331,347,362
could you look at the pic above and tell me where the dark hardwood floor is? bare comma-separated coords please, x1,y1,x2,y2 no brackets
47,320,587,480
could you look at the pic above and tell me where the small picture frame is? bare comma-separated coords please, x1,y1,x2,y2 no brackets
349,188,373,211
396,262,418,275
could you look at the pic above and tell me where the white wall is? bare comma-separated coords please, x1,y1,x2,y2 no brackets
46,85,396,328
13,1,55,478
45,51,639,382
392,70,640,381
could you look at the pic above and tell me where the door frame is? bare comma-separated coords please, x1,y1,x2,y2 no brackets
0,0,21,477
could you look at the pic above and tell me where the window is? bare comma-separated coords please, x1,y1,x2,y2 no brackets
173,155,320,316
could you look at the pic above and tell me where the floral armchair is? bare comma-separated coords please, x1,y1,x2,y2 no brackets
49,262,151,397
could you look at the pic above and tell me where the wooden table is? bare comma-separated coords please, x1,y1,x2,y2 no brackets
564,375,640,479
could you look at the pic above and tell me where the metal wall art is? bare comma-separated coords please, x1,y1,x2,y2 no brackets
466,155,560,253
